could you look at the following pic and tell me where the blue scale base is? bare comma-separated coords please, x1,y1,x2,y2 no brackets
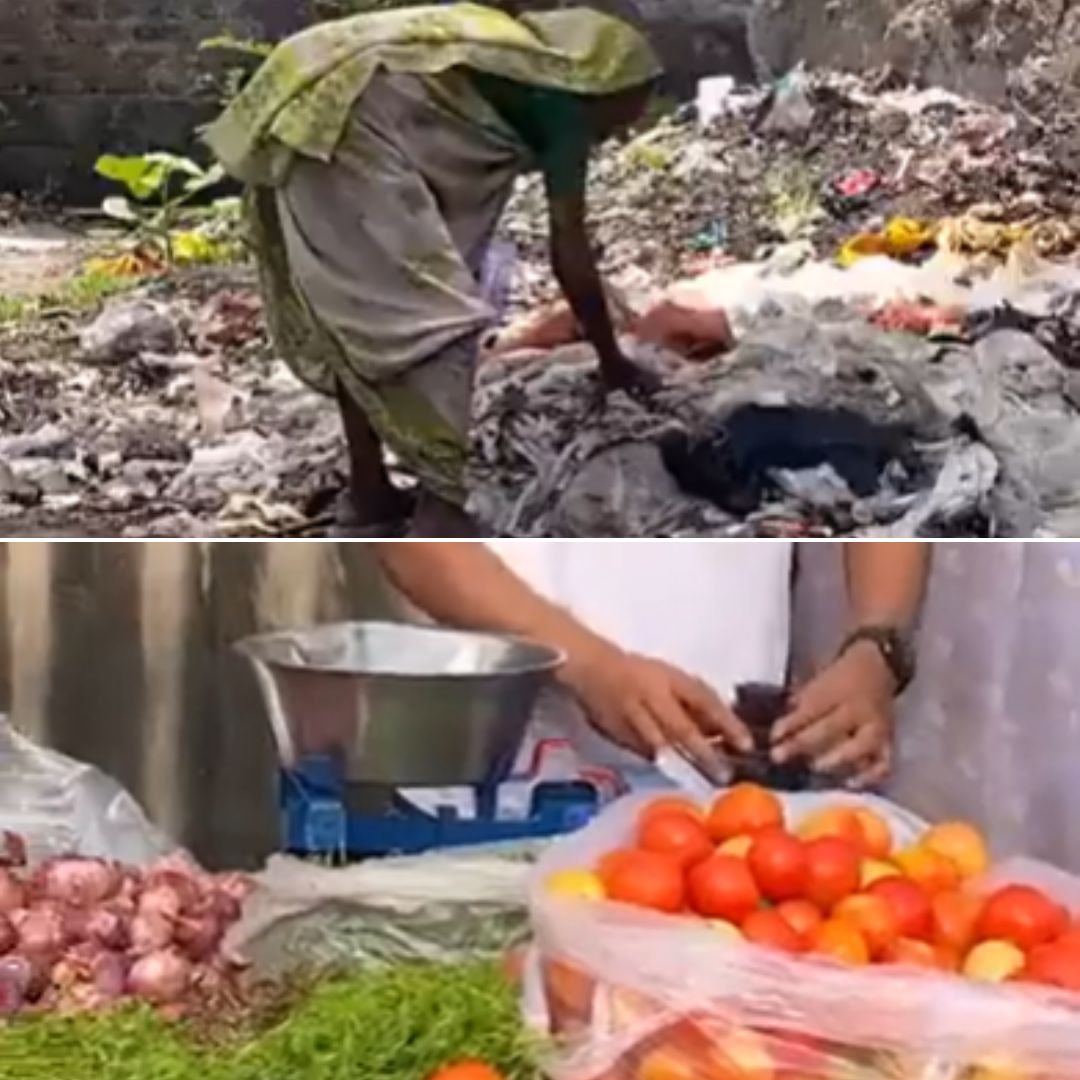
280,754,602,860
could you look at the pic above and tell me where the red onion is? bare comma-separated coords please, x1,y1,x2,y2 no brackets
0,869,25,914
59,905,90,945
86,907,128,950
138,885,182,922
207,890,242,924
0,914,16,955
0,833,251,1017
91,950,127,999
36,858,120,908
128,949,191,1005
0,955,31,996
13,907,65,956
0,972,22,1016
174,913,222,962
112,874,140,915
143,869,200,913
213,872,255,903
24,954,52,1002
129,913,174,955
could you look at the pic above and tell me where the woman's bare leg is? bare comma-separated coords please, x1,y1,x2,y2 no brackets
335,379,413,527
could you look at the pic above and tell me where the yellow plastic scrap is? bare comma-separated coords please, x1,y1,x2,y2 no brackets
937,216,1028,257
836,217,937,268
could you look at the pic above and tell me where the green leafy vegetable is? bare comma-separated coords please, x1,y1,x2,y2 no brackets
0,962,542,1080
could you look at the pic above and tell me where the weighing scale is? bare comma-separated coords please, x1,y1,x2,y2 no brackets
238,621,620,860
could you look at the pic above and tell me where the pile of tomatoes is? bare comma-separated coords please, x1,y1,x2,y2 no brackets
544,784,1080,990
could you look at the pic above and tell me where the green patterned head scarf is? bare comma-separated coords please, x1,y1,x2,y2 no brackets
205,3,662,185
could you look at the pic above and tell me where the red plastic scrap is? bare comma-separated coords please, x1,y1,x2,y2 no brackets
869,300,965,336
834,169,881,198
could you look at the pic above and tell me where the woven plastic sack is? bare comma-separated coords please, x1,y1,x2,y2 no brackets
527,791,1080,1080
0,716,173,865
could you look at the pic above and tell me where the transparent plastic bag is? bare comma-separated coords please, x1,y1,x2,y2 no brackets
0,716,174,865
228,842,540,978
527,792,1080,1080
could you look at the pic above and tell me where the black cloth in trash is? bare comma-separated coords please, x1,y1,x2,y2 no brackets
658,403,911,516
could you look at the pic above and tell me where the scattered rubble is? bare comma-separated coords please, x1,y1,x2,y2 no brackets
0,271,348,536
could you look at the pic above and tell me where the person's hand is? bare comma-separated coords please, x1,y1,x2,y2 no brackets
561,641,753,782
770,642,897,788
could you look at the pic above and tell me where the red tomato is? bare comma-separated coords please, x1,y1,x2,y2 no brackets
881,936,949,971
977,885,1068,951
1023,939,1080,991
638,811,715,869
1054,926,1080,952
706,783,784,842
604,850,686,913
687,853,762,922
742,908,807,954
748,828,809,902
639,796,706,828
832,894,900,958
930,891,984,954
597,848,637,886
541,958,595,1033
803,838,861,910
866,877,933,940
428,1062,506,1080
775,899,825,943
811,919,870,965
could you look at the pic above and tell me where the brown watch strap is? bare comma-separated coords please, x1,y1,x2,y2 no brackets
837,625,916,695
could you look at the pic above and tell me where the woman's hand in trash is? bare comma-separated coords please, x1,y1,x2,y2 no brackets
561,641,753,782
769,642,896,788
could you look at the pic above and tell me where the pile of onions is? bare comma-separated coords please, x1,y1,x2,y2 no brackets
0,830,253,1017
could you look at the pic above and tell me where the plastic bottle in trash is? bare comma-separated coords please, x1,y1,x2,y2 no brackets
479,240,517,321
759,63,815,136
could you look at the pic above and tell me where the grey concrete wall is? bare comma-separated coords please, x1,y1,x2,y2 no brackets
0,0,311,203
1,0,752,204
0,541,397,870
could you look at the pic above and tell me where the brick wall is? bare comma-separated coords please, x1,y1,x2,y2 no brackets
0,0,311,203
1,0,751,204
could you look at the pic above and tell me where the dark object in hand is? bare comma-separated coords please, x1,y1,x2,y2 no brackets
659,404,913,516
729,682,810,790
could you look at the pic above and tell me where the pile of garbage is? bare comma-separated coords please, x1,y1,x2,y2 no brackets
502,68,1080,299
473,68,1080,537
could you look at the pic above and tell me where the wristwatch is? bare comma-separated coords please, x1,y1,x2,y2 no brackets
837,625,916,696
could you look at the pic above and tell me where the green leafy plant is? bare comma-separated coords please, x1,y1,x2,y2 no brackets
93,152,243,270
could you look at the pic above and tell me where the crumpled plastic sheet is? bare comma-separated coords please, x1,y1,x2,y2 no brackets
225,842,542,978
0,714,174,865
469,293,1080,537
